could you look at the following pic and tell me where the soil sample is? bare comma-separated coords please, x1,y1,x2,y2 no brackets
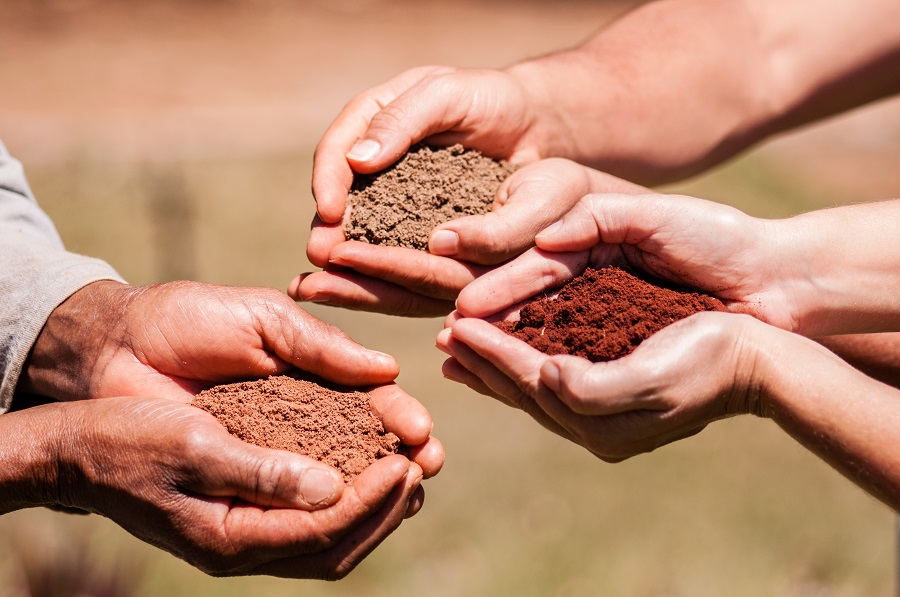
192,375,402,482
496,266,726,362
344,143,516,250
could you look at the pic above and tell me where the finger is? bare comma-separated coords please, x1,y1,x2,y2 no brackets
443,310,463,330
429,160,592,264
368,383,433,446
443,322,576,437
184,422,344,511
455,248,590,319
535,193,670,252
250,460,422,580
441,356,513,405
404,437,444,479
540,354,659,416
294,270,455,317
307,216,346,269
257,295,399,385
328,241,485,300
227,456,414,575
344,67,476,175
405,485,426,518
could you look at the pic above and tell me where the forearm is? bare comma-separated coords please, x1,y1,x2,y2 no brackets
775,200,900,336
754,325,900,510
817,333,900,390
508,0,900,184
0,403,66,514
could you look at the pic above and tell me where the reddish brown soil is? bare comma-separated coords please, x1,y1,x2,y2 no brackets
192,375,401,482
344,144,515,250
496,266,726,361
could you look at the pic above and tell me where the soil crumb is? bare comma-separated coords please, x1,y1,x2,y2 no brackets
344,143,516,250
192,375,402,482
496,266,726,362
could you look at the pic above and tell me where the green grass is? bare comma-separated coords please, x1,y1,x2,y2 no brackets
0,147,892,596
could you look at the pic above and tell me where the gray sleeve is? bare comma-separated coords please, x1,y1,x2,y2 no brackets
0,141,125,413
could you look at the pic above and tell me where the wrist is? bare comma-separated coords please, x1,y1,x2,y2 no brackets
772,203,900,336
21,280,136,402
0,403,73,513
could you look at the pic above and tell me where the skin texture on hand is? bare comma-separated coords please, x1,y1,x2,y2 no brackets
22,280,401,402
297,160,646,317
438,307,900,510
457,193,900,338
310,65,543,231
455,192,802,330
18,278,445,511
437,311,760,461
0,395,435,579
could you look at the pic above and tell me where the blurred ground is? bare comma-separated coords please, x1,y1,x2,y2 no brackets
1,1,899,596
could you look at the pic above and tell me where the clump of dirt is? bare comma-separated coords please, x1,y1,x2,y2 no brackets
496,266,726,362
344,143,516,250
192,375,402,482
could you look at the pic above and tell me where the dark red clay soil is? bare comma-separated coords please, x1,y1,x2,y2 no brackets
192,375,402,482
344,143,516,250
496,266,726,362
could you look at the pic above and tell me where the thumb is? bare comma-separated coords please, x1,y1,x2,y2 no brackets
346,69,469,175
428,206,540,265
428,162,591,264
195,433,345,510
257,297,399,386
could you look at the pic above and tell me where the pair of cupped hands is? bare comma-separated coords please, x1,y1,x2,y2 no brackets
294,66,846,466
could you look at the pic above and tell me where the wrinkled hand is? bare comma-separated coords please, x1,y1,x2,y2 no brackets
22,278,444,476
437,311,761,461
295,160,646,317
52,394,435,578
24,280,401,402
456,192,802,331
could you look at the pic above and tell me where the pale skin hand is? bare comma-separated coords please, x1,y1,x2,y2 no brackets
457,193,900,338
437,312,900,510
294,160,646,317
0,395,429,579
437,312,759,461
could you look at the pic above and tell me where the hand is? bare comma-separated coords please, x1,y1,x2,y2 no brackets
309,65,545,248
295,160,646,317
437,311,761,461
43,394,435,578
456,192,803,331
23,280,400,402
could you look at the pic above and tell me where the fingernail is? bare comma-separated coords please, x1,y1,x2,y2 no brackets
429,229,459,256
540,360,562,393
299,468,341,506
536,219,564,240
347,139,381,162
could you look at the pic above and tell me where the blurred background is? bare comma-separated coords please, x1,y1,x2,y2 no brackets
2,1,900,595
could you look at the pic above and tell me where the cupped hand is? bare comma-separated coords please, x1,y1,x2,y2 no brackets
437,311,762,461
56,395,432,578
310,65,543,241
24,280,401,402
295,160,647,317
456,193,802,331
